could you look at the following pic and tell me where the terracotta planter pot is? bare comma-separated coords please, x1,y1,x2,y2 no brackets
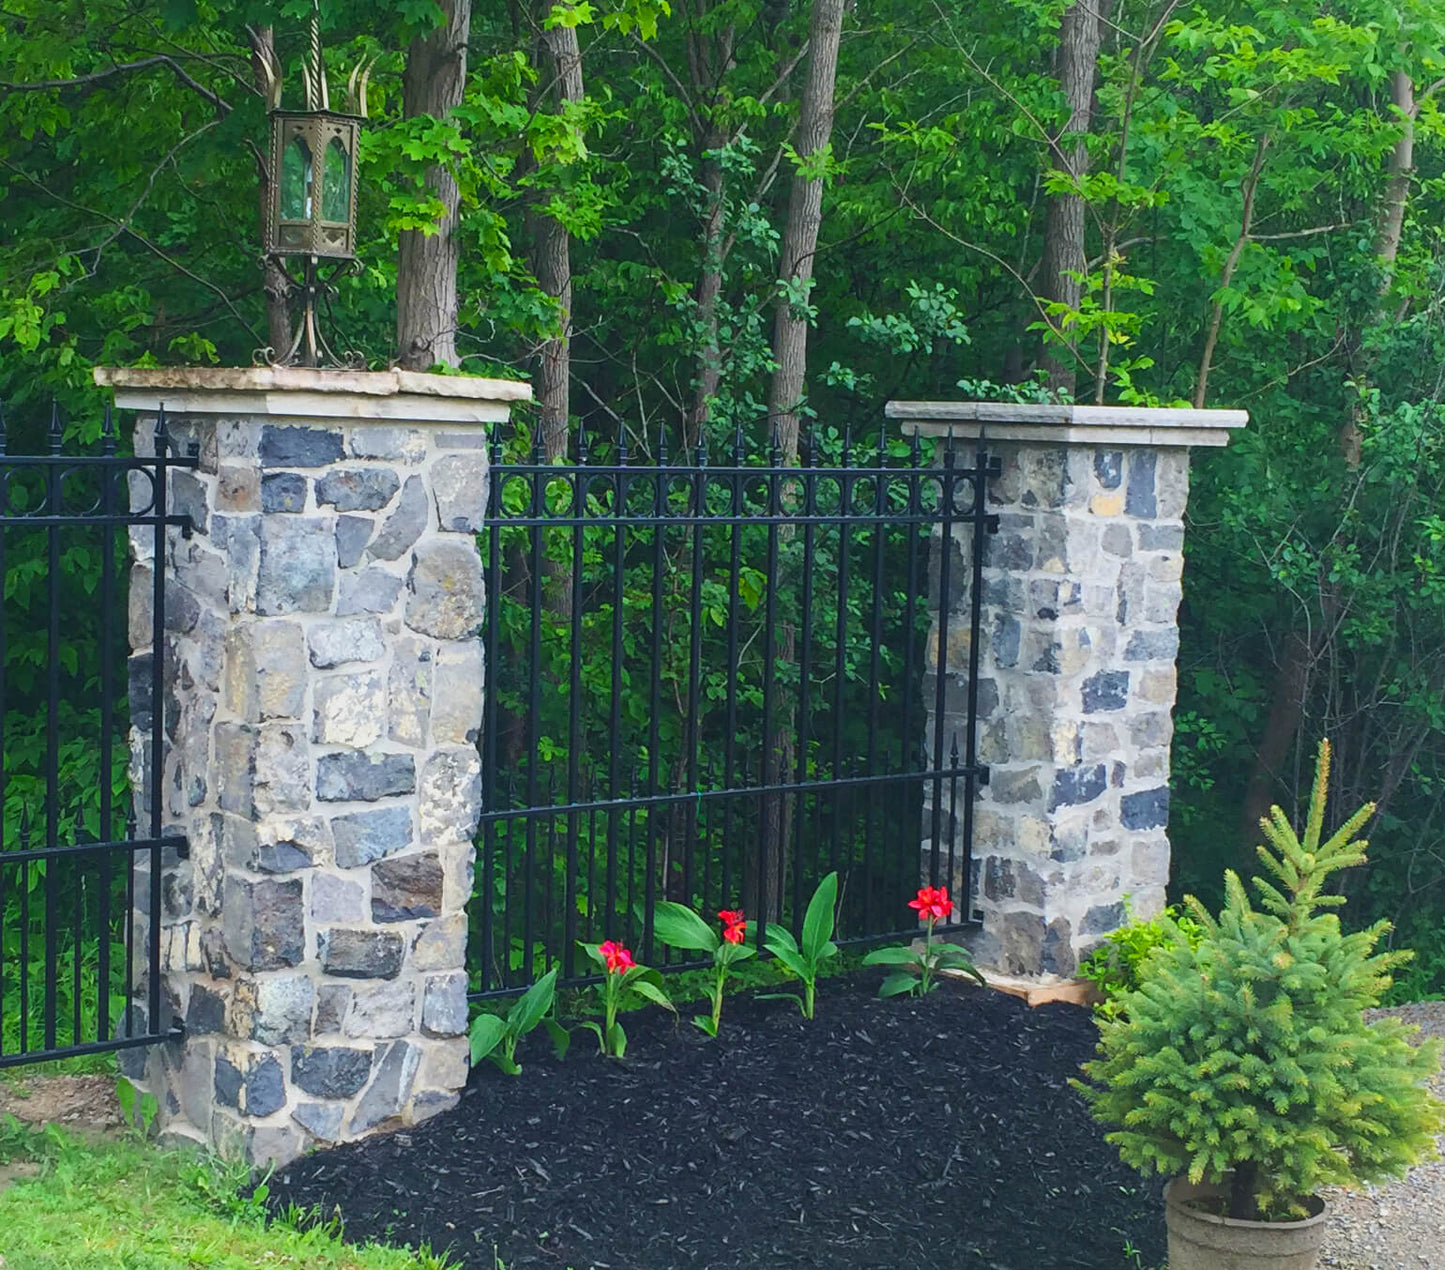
1164,1178,1328,1270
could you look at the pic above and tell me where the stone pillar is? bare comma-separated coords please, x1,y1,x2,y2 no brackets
885,401,1246,981
95,366,528,1165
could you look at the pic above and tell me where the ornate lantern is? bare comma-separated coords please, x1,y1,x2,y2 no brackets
252,2,372,366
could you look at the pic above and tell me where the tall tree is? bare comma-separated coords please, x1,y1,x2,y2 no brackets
396,0,472,370
1039,0,1105,396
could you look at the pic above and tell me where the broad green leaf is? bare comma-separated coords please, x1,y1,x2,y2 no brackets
607,1019,627,1058
763,925,800,957
544,1017,571,1059
802,872,839,961
862,945,920,966
766,943,809,980
509,967,558,1037
469,1014,508,1065
756,990,806,1015
692,1013,718,1036
652,901,720,952
878,973,919,998
630,977,677,1014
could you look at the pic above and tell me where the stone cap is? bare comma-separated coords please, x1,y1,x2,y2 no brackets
94,366,531,425
885,401,1247,448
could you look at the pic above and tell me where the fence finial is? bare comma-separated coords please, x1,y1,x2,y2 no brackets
656,421,669,464
841,421,852,467
49,401,63,453
102,402,117,453
0,400,7,455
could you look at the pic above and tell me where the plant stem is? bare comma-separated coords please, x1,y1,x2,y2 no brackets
1228,1162,1260,1221
804,980,815,1020
920,917,935,995
711,964,725,1031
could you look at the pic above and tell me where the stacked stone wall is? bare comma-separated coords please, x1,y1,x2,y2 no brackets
925,441,1189,977
126,408,491,1164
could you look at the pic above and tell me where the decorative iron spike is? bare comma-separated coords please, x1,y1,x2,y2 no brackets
531,426,545,464
489,418,504,462
156,402,169,456
769,422,782,466
910,427,922,466
49,401,63,453
841,422,852,467
0,400,8,455
695,429,709,467
801,425,814,467
656,422,669,464
576,417,590,464
617,428,629,465
102,402,117,453
733,422,745,464
950,733,961,766
18,804,31,848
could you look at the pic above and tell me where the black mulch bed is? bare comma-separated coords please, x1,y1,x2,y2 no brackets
269,974,1165,1270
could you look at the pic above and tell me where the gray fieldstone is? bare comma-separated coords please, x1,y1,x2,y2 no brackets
222,876,304,971
1041,916,1076,976
350,427,426,462
1081,669,1129,713
217,463,259,512
242,620,307,721
260,472,307,513
431,453,489,532
215,1050,285,1118
291,1044,374,1098
388,638,433,747
1139,522,1184,551
186,983,227,1035
260,425,344,468
170,469,210,536
317,751,416,803
1125,450,1158,518
320,927,405,979
345,980,416,1039
314,983,353,1033
348,1040,420,1134
411,913,467,971
310,872,367,923
317,467,401,512
248,974,315,1045
1121,785,1170,830
1081,901,1126,937
335,515,373,568
332,806,414,868
1101,523,1133,558
313,671,385,748
371,852,444,922
252,723,309,816
217,513,260,613
418,748,482,844
431,641,483,745
1050,763,1107,810
337,567,404,617
421,972,468,1037
292,1102,345,1143
989,766,1042,806
1094,450,1123,490
163,581,201,634
405,539,484,639
257,517,336,614
369,475,428,560
256,816,330,872
308,616,385,668
1124,628,1180,662
213,723,255,816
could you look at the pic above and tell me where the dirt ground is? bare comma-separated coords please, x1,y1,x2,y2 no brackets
0,1074,123,1133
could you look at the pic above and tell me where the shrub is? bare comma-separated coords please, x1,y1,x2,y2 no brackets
1074,740,1445,1221
1078,900,1205,1019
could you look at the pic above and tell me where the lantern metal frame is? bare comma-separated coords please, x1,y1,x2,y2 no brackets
251,1,373,368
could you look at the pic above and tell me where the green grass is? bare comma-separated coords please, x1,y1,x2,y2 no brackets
0,1116,453,1269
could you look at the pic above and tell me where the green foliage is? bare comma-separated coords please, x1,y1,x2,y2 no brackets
1076,741,1445,1220
1078,900,1206,1020
651,901,755,1035
862,887,985,997
759,871,840,1019
577,941,675,1057
468,968,569,1074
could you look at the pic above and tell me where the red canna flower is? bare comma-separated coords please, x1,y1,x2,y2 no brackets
908,885,953,922
722,919,746,944
599,940,635,973
718,909,744,928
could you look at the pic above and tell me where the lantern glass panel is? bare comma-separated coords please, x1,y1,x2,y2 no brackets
323,137,351,223
281,135,313,220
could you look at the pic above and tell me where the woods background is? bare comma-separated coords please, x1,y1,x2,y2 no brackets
3,0,1444,997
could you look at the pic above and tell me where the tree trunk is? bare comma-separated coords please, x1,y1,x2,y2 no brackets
396,0,471,370
753,0,844,924
1238,628,1315,846
530,5,584,463
249,26,292,355
1375,70,1415,275
766,0,844,459
1039,0,1105,397
685,133,728,450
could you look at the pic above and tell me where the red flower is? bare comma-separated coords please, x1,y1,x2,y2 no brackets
908,886,953,922
599,940,635,973
718,909,747,944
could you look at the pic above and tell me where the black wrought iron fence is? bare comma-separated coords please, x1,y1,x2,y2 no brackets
0,402,191,1066
470,425,997,997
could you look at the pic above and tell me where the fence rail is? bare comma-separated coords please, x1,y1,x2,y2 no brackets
471,425,997,997
0,402,192,1066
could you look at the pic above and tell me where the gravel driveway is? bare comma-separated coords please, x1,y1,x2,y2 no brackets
1320,1001,1445,1270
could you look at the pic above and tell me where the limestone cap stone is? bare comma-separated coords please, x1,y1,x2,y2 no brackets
94,366,531,425
885,400,1248,448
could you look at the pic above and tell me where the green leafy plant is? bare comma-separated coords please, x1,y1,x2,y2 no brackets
468,967,569,1075
652,902,756,1036
1078,899,1206,1019
759,871,840,1019
862,885,985,996
1075,740,1445,1221
578,940,674,1058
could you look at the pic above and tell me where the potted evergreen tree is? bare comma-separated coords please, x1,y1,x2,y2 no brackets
1074,741,1443,1270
